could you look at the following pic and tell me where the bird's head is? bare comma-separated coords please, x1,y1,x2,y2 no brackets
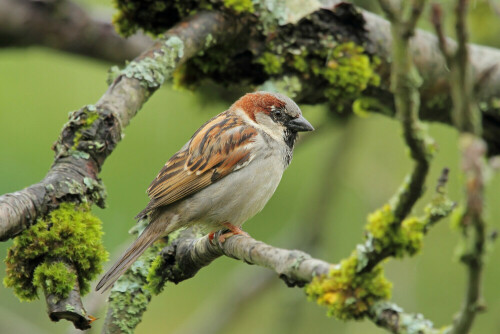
232,91,314,144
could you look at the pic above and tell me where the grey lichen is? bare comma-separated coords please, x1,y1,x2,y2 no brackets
106,237,167,334
259,76,302,99
120,36,184,89
370,301,441,334
252,0,322,32
83,177,107,208
71,151,90,160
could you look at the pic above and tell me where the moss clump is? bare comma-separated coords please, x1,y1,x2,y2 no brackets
111,0,251,37
223,0,254,13
146,229,183,294
4,203,108,301
112,0,184,37
306,253,392,320
32,261,77,298
365,204,425,257
256,52,285,75
174,46,231,89
253,42,380,111
312,42,380,110
174,39,265,89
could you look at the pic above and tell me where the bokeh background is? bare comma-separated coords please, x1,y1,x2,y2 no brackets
1,0,500,333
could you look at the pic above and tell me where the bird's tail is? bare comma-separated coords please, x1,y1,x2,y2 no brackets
96,219,168,292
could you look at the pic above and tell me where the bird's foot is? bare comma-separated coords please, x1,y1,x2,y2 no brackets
218,222,249,243
208,231,216,244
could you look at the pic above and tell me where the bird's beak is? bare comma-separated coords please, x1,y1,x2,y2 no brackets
286,115,315,132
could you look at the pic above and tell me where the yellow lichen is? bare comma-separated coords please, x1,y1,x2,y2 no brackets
366,204,395,240
365,204,425,257
306,253,392,320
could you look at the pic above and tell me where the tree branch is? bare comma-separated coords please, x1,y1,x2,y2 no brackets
151,229,442,334
0,11,243,241
44,260,94,330
379,0,432,222
0,0,152,63
432,1,488,332
3,1,500,153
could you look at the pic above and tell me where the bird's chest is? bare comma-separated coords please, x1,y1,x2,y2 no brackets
199,153,284,227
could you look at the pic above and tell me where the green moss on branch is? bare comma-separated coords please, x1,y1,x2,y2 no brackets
33,261,77,299
112,0,251,37
4,203,108,301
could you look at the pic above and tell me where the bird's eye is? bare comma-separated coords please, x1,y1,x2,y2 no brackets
273,109,282,118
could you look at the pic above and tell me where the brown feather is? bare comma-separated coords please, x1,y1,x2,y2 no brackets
136,110,257,219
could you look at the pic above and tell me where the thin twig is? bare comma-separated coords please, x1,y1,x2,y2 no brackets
452,136,487,334
377,0,399,21
431,4,452,62
355,0,434,274
432,1,488,333
405,0,427,37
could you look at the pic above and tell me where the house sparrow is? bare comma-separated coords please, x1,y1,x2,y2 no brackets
96,91,314,292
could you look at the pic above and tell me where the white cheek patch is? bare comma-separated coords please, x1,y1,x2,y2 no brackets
234,107,285,142
254,112,286,142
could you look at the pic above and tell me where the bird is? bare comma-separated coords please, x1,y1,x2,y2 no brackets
96,91,314,292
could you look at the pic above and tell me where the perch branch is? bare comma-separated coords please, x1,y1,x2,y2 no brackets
104,124,451,333
151,229,441,334
380,0,432,222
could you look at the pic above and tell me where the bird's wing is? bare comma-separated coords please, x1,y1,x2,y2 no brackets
136,112,258,218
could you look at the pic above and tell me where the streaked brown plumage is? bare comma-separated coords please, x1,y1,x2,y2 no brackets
96,92,314,292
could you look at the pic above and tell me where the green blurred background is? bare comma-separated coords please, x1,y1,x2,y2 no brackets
1,1,500,333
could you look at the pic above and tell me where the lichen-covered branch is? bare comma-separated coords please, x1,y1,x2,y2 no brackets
143,166,452,331
108,0,500,155
44,260,93,330
346,3,500,155
432,2,488,333
369,301,441,334
452,135,487,334
146,228,441,334
380,0,433,222
101,239,166,334
0,0,152,63
0,11,242,241
4,0,500,153
109,150,452,333
345,0,435,275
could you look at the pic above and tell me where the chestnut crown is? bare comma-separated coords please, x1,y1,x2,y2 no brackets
233,91,314,133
